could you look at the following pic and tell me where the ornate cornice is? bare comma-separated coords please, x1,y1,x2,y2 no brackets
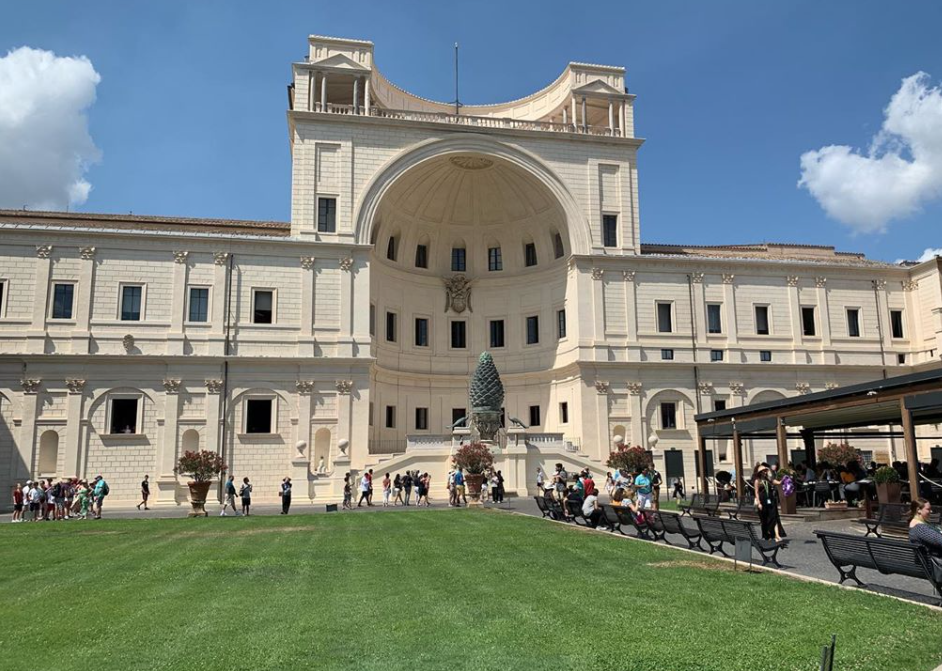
21,379,41,394
79,246,97,260
213,252,230,266
594,380,609,395
591,268,604,280
339,257,354,272
162,379,182,394
335,379,354,395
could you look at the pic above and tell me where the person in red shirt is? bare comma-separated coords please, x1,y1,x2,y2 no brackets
12,483,24,523
582,471,595,501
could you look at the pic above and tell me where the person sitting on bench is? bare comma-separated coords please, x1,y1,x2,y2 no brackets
910,497,942,557
582,487,603,528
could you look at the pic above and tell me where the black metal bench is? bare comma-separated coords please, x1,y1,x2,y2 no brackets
725,493,759,522
544,497,566,521
855,503,941,538
814,530,942,605
600,504,624,534
681,493,720,517
534,496,552,518
693,516,789,567
650,510,704,550
614,505,655,539
566,499,593,526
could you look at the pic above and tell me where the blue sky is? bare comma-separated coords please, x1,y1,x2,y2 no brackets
1,0,940,262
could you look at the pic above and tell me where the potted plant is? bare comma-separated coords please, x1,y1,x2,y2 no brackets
774,467,798,515
453,442,494,504
817,442,861,468
175,450,227,517
606,444,652,477
873,465,901,504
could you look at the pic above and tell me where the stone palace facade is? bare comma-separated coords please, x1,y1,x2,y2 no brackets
1,34,940,507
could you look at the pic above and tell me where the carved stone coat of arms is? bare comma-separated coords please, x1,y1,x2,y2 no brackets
444,275,472,313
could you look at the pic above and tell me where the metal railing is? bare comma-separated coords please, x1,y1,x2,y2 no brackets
309,102,628,138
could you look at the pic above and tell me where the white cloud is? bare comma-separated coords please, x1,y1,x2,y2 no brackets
916,247,942,262
0,46,101,211
798,72,942,233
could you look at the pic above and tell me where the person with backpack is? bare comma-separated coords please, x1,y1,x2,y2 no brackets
221,475,239,516
239,477,253,516
92,475,109,519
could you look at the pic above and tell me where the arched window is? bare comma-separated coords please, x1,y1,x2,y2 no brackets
415,234,430,269
523,236,538,267
386,235,398,261
487,244,502,272
553,231,565,259
39,430,59,475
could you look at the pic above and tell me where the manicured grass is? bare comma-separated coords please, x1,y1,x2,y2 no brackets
1,510,940,671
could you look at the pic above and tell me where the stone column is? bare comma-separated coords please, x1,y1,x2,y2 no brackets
581,96,587,132
353,77,359,112
620,101,627,137
299,256,315,357
364,77,371,116
209,252,230,356
308,70,314,111
73,246,97,354
570,96,577,131
63,379,87,478
816,277,833,363
168,251,188,356
17,379,42,479
608,99,614,134
732,424,744,499
338,256,355,357
27,245,52,353
900,399,920,497
154,379,181,503
786,276,801,364
320,73,327,110
722,274,738,348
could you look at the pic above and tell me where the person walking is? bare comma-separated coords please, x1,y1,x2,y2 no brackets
402,471,413,506
28,481,42,521
650,467,663,510
453,468,465,507
342,473,353,510
76,481,90,520
12,483,24,523
536,467,545,495
239,477,253,516
393,473,404,505
496,470,505,503
221,475,239,516
754,465,784,542
280,477,293,514
63,479,75,519
366,469,375,506
357,471,371,507
634,467,653,510
137,475,150,511
382,473,392,507
92,475,109,519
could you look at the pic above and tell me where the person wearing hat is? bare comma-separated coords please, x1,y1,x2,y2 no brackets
754,464,784,542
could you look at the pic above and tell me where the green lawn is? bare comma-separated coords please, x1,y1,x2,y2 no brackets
1,510,940,671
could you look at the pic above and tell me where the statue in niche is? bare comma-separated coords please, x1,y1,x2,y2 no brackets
444,275,473,314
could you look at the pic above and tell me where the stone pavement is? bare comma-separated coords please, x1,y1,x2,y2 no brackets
2,495,939,608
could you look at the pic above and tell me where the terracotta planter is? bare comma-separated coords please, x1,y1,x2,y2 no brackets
187,481,213,517
465,473,486,505
776,483,797,515
876,481,902,505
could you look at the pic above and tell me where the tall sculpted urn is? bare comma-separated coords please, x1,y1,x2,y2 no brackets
175,450,227,518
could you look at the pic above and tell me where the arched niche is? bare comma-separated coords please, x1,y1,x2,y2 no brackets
182,429,200,452
39,430,59,475
314,428,331,471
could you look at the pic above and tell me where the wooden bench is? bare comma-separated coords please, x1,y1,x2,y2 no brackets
681,494,720,517
814,530,942,605
693,516,789,567
647,510,703,551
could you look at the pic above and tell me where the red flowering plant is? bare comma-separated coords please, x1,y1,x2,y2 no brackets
175,450,227,483
817,442,861,467
452,442,495,475
607,444,652,475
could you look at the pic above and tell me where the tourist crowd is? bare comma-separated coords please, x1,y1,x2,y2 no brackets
10,475,112,522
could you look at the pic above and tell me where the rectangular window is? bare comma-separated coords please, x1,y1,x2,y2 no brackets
660,402,677,430
557,309,567,339
602,214,618,247
245,399,274,434
385,312,397,343
657,302,673,333
897,353,906,365
51,283,74,319
188,287,209,323
120,285,143,321
415,407,428,431
488,247,502,271
451,248,466,272
846,308,860,338
710,349,724,362
0,281,5,317
714,399,727,412
386,236,397,261
755,305,770,335
554,233,564,259
524,242,538,267
452,408,467,428
109,398,139,434
707,303,722,334
385,405,396,429
252,290,274,324
760,350,772,362
415,244,428,269
489,320,505,348
369,304,375,336
317,197,336,232
559,402,569,424
661,348,674,360
450,320,467,349
526,315,539,345
890,310,904,339
414,317,429,347
529,405,541,427
801,306,816,337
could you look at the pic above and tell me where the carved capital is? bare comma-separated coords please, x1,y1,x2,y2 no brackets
591,267,604,280
691,272,705,284
627,382,643,396
795,382,812,395
300,256,316,270
205,379,224,394
296,380,314,394
66,378,86,394
20,379,41,394
36,245,52,259
162,379,182,394
902,279,918,291
335,379,354,395
786,275,799,287
824,382,839,391
622,270,636,282
728,382,745,396
173,250,189,264
872,279,887,290
339,257,354,272
814,277,827,288
213,252,230,266
79,246,97,260
697,381,714,395
594,380,609,395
